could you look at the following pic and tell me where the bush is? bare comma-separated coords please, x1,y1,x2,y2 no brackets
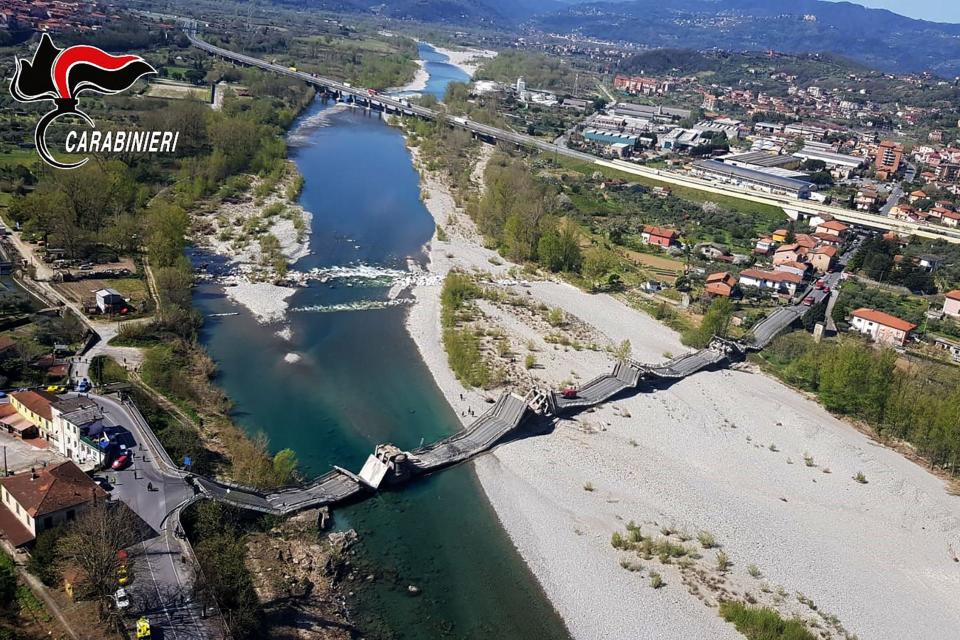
718,601,815,640
649,571,664,589
697,530,716,549
27,527,62,587
524,353,536,369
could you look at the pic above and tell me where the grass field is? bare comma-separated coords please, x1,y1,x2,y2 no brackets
557,155,786,220
54,277,148,307
145,81,210,101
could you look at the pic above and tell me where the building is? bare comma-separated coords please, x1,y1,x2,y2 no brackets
815,220,848,237
691,160,817,199
793,143,865,178
9,391,56,437
809,245,838,273
738,269,803,296
849,308,915,347
775,261,809,278
772,244,804,266
943,290,960,318
875,140,903,175
659,128,706,151
719,151,801,172
94,288,124,314
641,225,679,248
610,102,690,122
515,77,525,94
0,404,38,439
931,335,960,362
0,461,107,547
704,272,737,297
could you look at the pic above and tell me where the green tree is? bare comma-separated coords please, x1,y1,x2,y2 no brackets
272,449,299,485
683,297,733,347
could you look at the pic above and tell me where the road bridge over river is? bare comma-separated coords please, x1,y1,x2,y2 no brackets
186,31,960,245
183,298,816,516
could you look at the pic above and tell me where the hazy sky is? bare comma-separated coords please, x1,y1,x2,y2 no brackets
825,0,960,23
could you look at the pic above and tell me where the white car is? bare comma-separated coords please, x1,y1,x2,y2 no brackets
114,587,130,609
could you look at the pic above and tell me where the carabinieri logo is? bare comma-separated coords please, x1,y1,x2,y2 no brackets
10,33,158,169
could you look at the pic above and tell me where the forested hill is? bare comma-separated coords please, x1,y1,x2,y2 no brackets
533,0,960,76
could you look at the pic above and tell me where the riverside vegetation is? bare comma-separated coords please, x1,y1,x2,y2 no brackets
758,332,960,477
610,521,851,640
0,12,423,638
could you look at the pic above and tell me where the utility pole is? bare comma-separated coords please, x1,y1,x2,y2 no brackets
3,446,6,477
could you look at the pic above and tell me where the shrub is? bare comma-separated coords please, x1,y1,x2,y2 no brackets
524,353,536,369
697,531,716,549
747,564,762,578
854,471,868,484
718,601,816,640
649,571,664,589
716,550,731,572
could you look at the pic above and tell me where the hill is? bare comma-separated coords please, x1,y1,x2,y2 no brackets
536,0,960,75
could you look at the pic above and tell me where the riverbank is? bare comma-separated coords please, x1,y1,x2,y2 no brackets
401,146,960,639
192,162,311,324
431,45,497,77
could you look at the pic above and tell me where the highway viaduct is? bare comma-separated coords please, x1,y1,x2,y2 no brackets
187,31,960,245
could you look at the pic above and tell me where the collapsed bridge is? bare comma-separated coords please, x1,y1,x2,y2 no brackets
189,300,808,515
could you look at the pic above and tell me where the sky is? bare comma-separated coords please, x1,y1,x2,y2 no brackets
825,0,960,23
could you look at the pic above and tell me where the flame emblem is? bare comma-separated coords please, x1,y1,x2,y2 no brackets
10,33,156,169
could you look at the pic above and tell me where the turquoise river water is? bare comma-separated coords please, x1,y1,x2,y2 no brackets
192,44,570,639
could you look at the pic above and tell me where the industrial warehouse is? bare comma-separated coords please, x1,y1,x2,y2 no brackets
691,159,819,198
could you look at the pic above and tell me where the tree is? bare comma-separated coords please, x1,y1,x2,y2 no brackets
28,526,63,586
537,224,582,272
58,502,140,618
683,297,733,347
0,554,16,609
272,449,299,485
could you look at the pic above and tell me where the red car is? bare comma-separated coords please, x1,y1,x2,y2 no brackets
815,280,825,290
111,454,131,470
562,386,578,399
802,296,815,306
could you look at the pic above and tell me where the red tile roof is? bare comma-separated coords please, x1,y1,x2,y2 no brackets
818,220,848,232
11,391,57,422
0,505,35,547
642,225,678,239
814,245,838,257
945,290,960,302
851,308,916,333
0,461,106,518
739,269,802,284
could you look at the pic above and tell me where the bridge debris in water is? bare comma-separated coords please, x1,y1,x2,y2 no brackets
190,297,807,516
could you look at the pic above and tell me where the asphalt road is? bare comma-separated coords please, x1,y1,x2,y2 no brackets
87,393,216,640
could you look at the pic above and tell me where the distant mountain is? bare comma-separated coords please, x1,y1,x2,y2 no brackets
265,0,562,24
274,0,960,75
534,0,960,75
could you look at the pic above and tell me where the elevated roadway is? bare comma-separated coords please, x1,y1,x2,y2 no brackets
188,32,960,245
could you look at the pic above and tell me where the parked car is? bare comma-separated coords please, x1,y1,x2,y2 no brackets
111,454,131,470
803,296,815,306
75,378,91,393
114,587,130,609
45,385,66,393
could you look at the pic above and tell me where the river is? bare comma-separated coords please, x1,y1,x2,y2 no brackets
192,44,569,639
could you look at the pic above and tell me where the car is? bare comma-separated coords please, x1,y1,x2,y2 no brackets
136,617,151,639
815,280,825,290
111,454,131,470
803,296,815,306
822,286,831,294
117,566,129,586
75,379,91,393
114,587,130,609
45,385,65,393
